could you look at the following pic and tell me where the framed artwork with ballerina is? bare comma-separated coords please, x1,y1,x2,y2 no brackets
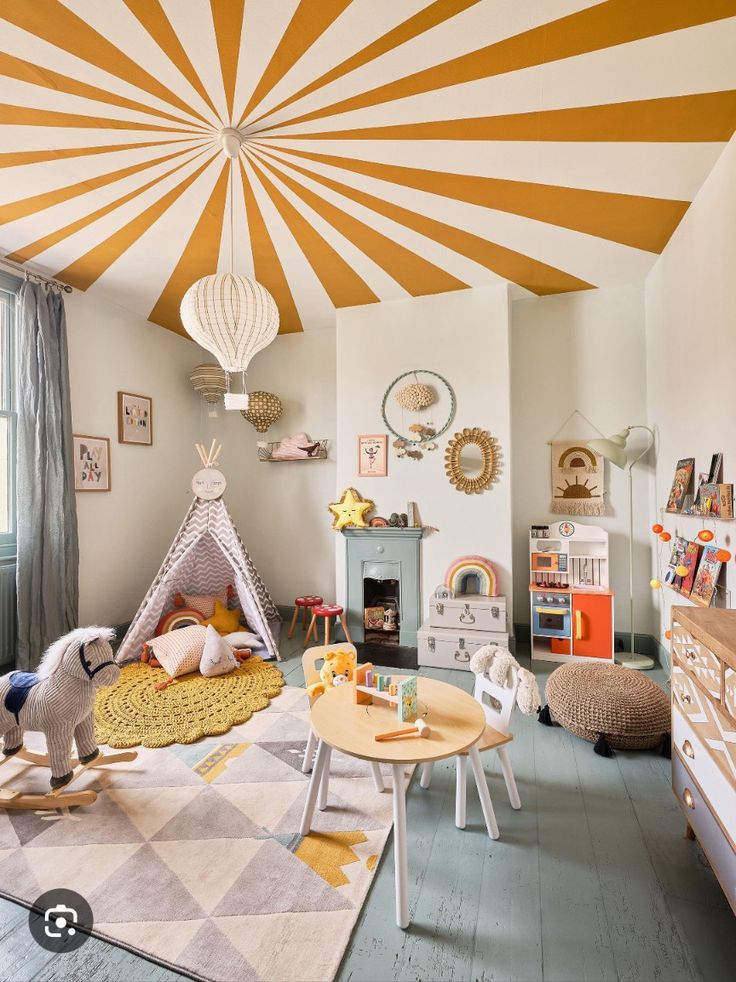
358,434,388,477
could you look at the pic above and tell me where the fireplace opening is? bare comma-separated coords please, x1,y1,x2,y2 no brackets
363,576,400,646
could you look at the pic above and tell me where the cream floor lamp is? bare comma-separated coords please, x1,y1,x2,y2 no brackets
587,426,655,671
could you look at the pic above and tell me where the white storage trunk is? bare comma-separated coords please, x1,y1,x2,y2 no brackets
417,622,509,671
429,594,507,632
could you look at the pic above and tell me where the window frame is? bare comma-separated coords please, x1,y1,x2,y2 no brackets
0,270,19,562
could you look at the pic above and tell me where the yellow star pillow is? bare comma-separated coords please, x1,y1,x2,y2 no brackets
328,487,374,530
202,601,243,636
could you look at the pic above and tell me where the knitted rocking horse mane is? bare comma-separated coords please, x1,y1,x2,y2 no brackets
36,625,116,679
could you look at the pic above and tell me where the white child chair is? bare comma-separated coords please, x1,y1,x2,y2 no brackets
419,662,521,837
302,643,385,805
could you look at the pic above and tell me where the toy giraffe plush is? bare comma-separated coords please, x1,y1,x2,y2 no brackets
0,626,121,789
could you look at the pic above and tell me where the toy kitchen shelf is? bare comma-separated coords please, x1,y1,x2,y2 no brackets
529,521,614,664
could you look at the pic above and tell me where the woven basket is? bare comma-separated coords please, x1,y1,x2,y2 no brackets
546,662,669,750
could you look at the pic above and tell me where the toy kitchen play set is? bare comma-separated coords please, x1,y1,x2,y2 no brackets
418,556,509,671
529,521,614,663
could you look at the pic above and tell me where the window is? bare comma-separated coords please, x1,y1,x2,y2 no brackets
0,271,19,561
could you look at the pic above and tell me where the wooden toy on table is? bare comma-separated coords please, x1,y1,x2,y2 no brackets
375,719,431,742
353,664,418,722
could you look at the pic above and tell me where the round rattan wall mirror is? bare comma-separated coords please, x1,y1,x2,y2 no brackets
445,427,498,494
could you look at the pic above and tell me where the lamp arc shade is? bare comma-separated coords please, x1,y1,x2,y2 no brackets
587,428,631,469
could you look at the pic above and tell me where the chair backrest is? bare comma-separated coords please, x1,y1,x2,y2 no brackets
303,643,357,700
472,662,520,735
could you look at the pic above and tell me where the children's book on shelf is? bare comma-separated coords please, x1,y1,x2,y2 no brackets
679,540,703,597
707,452,723,484
696,483,734,519
664,536,688,588
666,458,695,513
689,471,709,514
690,546,722,607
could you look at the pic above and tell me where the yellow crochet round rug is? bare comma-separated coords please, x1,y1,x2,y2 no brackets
95,657,285,748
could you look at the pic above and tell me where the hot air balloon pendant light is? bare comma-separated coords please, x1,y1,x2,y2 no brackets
180,128,279,411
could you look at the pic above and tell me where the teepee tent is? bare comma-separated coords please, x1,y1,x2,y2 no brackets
117,447,280,664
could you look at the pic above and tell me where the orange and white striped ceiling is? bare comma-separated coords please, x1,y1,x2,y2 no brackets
1,0,736,334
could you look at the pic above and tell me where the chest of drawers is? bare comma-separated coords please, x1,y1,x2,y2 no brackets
671,607,736,915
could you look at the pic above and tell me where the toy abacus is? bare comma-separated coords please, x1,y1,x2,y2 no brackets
353,663,418,722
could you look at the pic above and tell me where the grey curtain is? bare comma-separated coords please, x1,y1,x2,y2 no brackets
16,282,78,669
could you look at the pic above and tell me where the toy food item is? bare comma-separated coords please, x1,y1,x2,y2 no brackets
307,648,357,700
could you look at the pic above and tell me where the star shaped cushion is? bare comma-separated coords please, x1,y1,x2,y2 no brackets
328,487,374,530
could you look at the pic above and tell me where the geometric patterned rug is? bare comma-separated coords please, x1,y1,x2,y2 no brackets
0,686,400,981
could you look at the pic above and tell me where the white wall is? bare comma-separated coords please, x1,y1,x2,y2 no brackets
511,285,651,634
196,329,337,606
645,133,736,640
335,286,514,626
66,289,200,626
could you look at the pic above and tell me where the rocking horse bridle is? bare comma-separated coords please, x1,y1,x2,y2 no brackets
78,643,116,680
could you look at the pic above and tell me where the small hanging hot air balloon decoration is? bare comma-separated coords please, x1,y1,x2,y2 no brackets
240,391,283,433
189,363,227,417
179,129,280,410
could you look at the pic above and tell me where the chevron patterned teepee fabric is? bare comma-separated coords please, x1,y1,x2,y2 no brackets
117,497,280,664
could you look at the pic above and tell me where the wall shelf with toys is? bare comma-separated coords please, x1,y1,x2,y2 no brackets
650,521,731,611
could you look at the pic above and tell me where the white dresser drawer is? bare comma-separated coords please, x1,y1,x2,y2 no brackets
672,620,721,702
673,751,736,914
672,706,736,843
417,622,508,671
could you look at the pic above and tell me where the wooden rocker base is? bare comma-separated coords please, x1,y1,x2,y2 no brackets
0,747,138,811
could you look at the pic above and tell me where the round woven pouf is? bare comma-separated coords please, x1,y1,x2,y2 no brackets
543,661,670,755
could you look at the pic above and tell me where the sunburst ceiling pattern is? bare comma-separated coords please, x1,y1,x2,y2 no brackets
1,0,736,334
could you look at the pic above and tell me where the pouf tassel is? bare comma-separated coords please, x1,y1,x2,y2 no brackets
594,733,614,758
660,732,671,759
537,704,553,726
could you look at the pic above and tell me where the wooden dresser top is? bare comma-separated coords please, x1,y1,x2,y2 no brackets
672,606,736,670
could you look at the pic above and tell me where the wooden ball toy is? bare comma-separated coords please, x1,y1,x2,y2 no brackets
675,564,689,577
659,531,672,542
697,529,715,543
650,579,662,589
716,549,732,563
651,523,664,534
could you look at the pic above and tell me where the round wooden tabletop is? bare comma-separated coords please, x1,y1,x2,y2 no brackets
309,676,486,764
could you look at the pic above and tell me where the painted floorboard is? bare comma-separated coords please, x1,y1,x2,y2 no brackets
0,641,734,981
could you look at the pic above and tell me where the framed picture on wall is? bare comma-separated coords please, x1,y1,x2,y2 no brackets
118,391,153,446
73,435,111,491
358,434,388,477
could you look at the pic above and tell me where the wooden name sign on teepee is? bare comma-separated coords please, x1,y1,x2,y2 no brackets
117,445,281,663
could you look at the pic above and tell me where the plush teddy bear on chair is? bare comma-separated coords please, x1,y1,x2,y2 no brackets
306,648,356,701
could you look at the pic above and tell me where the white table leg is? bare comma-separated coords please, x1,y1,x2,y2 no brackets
302,728,316,774
455,755,467,829
318,746,332,811
300,740,329,836
370,761,385,793
469,745,499,840
391,763,410,929
419,762,434,789
497,745,521,810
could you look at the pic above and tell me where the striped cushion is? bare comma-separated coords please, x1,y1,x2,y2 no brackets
176,591,228,619
147,625,207,679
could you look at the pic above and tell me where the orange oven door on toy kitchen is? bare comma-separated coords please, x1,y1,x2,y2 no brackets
572,594,612,659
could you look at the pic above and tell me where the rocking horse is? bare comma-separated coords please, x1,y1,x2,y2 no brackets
0,626,137,810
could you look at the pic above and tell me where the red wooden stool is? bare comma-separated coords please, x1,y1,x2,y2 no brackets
305,604,353,646
288,595,324,640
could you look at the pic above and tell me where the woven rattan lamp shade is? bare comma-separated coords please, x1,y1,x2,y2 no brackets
545,661,670,750
240,391,283,433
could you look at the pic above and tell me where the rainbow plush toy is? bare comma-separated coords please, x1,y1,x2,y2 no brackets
444,555,498,597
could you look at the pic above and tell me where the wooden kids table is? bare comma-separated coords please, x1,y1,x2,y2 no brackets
299,676,491,928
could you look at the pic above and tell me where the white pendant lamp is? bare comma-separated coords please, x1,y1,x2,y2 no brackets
180,128,279,410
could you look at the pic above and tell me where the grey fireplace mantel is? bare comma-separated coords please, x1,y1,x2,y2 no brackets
343,528,423,647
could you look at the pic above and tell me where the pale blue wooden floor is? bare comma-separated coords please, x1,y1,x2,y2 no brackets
1,635,734,982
